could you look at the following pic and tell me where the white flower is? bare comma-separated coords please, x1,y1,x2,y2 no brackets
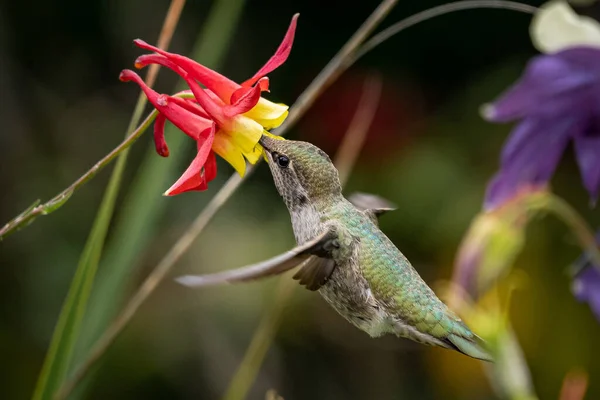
530,0,600,53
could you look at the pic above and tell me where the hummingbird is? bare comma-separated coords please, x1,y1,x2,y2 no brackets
177,135,492,361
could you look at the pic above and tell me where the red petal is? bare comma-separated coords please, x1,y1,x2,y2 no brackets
225,78,264,116
132,47,229,125
230,77,269,104
257,77,270,92
136,53,229,126
168,96,210,119
164,124,216,196
135,54,185,75
119,69,213,141
204,151,217,182
154,113,169,157
241,14,298,87
133,39,239,103
179,73,229,126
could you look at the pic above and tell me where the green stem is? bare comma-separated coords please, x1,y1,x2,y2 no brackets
0,91,190,242
0,112,153,240
30,102,156,400
486,326,538,400
222,279,296,400
525,193,600,273
353,1,536,63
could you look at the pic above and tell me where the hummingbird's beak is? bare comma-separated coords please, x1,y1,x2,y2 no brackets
258,135,272,151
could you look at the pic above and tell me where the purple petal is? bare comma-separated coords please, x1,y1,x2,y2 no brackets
558,47,600,72
573,132,600,204
499,118,541,165
484,173,520,210
454,243,483,295
485,117,572,209
484,48,600,122
572,267,600,322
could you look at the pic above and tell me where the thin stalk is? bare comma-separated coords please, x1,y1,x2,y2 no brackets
536,194,600,272
273,0,398,134
354,1,537,63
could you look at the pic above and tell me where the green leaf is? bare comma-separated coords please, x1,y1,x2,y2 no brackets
31,156,128,400
0,199,41,241
41,190,74,215
31,69,152,400
18,199,41,217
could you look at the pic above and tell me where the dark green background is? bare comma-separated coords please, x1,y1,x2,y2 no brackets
1,0,598,399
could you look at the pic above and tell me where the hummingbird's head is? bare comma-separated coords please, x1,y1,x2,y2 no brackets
260,135,342,208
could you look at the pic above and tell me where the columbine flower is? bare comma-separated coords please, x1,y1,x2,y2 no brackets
482,1,600,209
120,14,298,195
571,232,600,322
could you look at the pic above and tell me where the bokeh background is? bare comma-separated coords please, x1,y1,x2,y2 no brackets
1,0,599,399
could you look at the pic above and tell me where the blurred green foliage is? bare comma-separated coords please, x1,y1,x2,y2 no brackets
0,0,599,399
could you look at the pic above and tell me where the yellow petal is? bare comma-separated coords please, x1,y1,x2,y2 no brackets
243,145,263,164
227,116,264,153
530,0,600,53
258,109,289,130
262,130,286,141
213,133,246,176
243,98,289,129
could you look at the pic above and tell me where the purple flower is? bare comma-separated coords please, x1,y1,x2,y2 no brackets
572,250,600,323
483,47,600,210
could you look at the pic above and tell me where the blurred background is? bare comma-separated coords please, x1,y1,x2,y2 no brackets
1,0,599,399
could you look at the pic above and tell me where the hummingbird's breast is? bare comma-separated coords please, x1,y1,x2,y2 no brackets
290,203,323,245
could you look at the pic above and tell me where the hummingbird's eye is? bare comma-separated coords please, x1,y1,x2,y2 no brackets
276,154,290,168
272,152,290,168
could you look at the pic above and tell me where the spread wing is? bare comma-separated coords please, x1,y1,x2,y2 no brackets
176,229,338,289
347,192,396,225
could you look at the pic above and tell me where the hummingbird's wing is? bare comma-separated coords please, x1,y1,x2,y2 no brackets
176,229,337,288
292,256,336,291
347,192,396,225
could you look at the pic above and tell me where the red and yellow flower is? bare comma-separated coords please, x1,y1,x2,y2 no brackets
120,14,297,195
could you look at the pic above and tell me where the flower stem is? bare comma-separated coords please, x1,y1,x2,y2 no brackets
0,92,190,241
354,0,537,63
486,326,538,400
221,278,296,400
275,0,398,134
539,194,600,273
0,112,147,240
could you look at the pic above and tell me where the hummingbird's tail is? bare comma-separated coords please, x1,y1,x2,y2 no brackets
445,331,493,362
